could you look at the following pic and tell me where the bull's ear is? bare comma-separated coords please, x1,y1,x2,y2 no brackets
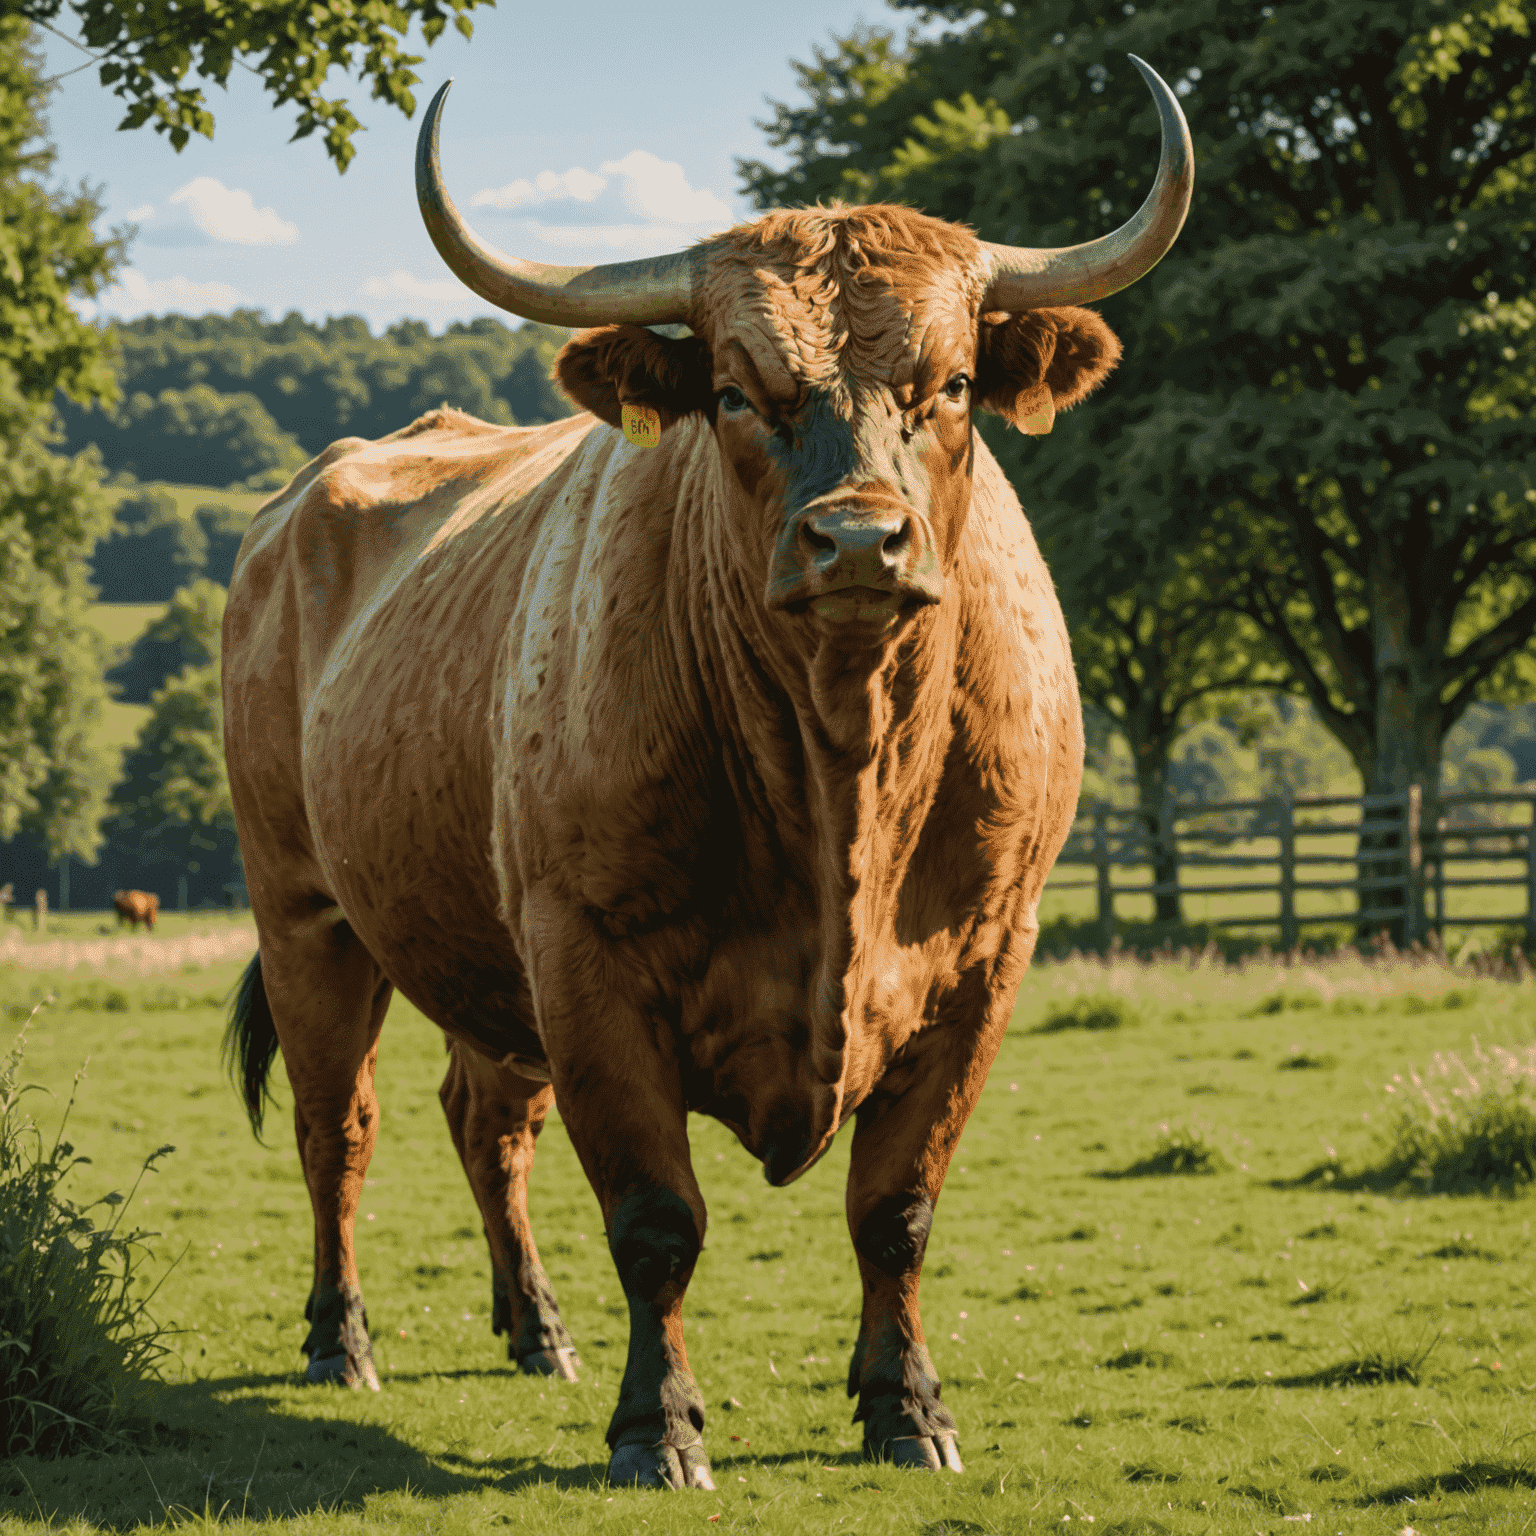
975,306,1122,435
556,324,714,433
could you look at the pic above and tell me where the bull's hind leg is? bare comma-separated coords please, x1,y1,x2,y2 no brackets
438,1041,580,1378
240,908,393,1388
843,970,1011,1471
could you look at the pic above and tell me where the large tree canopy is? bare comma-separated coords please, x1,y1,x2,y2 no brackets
743,0,1536,814
0,16,120,861
20,0,491,170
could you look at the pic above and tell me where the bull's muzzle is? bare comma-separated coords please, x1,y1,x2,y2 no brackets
765,503,943,622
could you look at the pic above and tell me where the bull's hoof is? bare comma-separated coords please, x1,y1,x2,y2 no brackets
519,1345,581,1381
608,1439,715,1490
305,1352,381,1391
874,1433,963,1472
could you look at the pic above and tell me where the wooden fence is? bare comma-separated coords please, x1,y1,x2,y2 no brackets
1050,786,1536,946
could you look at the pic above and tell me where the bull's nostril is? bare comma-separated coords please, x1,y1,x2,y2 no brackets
802,522,838,554
882,519,912,555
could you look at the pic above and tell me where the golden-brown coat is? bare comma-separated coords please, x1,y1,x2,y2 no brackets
223,205,1109,1483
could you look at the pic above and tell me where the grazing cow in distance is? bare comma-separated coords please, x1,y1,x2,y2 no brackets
221,60,1191,1490
113,890,159,931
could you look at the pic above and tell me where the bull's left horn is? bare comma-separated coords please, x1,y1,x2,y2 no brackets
981,56,1194,311
415,80,703,327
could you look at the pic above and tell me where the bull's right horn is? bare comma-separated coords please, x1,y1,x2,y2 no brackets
981,56,1194,311
415,80,704,327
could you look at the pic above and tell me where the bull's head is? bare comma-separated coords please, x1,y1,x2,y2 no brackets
415,64,1191,642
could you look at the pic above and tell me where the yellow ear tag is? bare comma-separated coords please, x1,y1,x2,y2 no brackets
1019,396,1056,436
621,402,662,449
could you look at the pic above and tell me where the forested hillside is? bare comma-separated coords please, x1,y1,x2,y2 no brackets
57,311,575,488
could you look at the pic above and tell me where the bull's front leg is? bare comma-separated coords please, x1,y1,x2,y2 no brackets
844,973,1010,1471
537,923,714,1490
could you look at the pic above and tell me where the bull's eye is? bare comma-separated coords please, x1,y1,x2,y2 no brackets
943,373,971,402
719,386,751,414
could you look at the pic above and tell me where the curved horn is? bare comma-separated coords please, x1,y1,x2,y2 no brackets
981,56,1194,310
415,80,703,327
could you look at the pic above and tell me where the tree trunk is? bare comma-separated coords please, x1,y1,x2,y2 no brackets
1132,745,1181,924
1354,545,1449,945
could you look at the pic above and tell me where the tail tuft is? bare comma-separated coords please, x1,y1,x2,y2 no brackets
224,952,280,1140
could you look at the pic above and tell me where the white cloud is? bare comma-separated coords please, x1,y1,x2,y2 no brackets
124,203,155,221
168,177,299,246
470,151,732,240
90,269,245,318
598,151,732,225
472,166,607,211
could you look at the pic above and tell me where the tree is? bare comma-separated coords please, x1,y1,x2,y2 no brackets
20,0,491,171
744,0,1536,931
105,578,223,704
57,311,573,472
1063,559,1287,921
0,16,122,864
99,658,238,892
70,384,308,488
88,486,203,601
3,1,496,878
194,501,251,587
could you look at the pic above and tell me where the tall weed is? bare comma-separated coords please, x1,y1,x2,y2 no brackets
1373,1040,1536,1192
0,1006,176,1457
1033,992,1141,1034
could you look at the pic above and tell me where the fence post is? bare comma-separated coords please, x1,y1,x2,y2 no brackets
1526,793,1536,951
1433,815,1447,935
1404,784,1424,944
1278,795,1298,952
58,855,68,912
1093,804,1114,946
33,889,46,935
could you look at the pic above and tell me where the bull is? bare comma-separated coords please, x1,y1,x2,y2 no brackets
113,889,159,930
221,59,1190,1489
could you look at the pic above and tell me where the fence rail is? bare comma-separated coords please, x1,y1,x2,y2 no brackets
1050,786,1536,946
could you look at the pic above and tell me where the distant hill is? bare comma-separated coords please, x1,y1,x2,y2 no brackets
60,311,575,489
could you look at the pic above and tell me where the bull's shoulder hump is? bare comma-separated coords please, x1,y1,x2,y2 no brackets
232,412,598,584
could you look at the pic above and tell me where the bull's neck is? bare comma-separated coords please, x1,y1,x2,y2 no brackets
675,460,960,1072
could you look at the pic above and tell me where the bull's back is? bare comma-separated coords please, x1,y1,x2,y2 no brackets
222,408,602,1033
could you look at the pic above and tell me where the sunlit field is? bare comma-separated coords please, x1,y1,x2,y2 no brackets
1,939,1532,1534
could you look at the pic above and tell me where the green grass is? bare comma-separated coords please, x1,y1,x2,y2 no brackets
0,949,1532,1532
88,605,162,769
90,606,168,652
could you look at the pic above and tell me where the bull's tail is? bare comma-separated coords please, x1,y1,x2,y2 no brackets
224,951,280,1140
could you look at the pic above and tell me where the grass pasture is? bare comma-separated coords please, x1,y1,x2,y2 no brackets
0,945,1533,1534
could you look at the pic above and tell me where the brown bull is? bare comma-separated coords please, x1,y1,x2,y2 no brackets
113,889,159,930
222,61,1190,1489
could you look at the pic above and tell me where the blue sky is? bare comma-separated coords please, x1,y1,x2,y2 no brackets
39,2,921,331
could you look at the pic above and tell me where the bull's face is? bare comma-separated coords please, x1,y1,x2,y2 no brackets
556,209,1121,646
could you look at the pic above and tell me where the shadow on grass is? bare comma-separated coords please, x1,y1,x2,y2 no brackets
1272,1158,1533,1198
1096,1153,1225,1180
1360,1461,1536,1504
0,1372,493,1528
0,1370,898,1528
1218,1334,1439,1390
